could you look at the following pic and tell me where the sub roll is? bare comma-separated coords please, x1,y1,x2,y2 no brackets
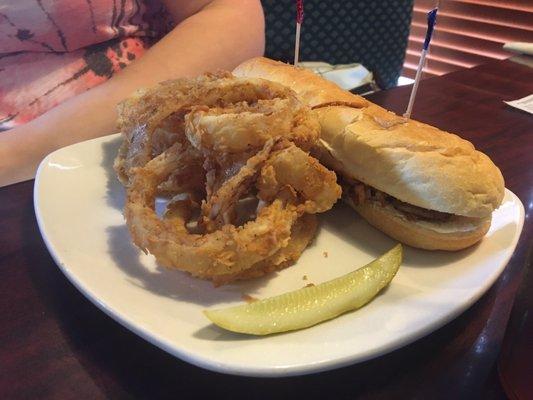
234,57,505,251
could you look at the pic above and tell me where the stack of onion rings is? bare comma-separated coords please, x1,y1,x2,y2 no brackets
115,73,341,285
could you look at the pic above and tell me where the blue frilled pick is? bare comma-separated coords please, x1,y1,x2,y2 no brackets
423,8,438,51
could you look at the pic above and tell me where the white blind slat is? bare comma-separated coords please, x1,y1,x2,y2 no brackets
403,0,532,80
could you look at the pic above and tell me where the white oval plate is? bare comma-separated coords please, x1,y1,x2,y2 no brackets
34,134,524,377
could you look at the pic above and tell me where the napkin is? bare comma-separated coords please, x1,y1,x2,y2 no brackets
503,42,533,56
504,94,533,115
298,62,376,94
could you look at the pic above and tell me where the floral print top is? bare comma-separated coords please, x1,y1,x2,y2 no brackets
0,0,172,130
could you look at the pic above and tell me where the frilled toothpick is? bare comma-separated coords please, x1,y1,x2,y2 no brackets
294,0,304,66
404,8,438,119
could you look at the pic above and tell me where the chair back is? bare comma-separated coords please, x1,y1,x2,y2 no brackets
262,0,414,88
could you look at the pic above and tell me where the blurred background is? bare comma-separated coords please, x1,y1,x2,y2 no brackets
404,0,533,79
261,0,533,89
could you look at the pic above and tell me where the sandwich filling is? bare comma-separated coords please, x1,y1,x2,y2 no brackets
341,178,489,233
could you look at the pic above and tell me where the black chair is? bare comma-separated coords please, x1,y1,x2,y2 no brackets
262,0,414,89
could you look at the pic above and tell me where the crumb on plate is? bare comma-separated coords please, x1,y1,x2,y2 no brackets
241,293,258,303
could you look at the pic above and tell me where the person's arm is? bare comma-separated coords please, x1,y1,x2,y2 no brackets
0,0,264,186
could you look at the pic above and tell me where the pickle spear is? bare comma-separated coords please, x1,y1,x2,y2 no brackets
204,244,402,335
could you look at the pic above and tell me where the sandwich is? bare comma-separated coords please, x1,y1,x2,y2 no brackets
234,57,505,251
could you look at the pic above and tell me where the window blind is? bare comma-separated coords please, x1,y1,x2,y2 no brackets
403,0,533,79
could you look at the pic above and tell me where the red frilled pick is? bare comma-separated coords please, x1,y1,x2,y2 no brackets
294,0,304,65
296,0,304,24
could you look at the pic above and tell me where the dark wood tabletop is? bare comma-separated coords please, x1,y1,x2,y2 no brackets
1,59,532,399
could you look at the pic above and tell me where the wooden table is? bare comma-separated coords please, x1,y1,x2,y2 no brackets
1,59,531,399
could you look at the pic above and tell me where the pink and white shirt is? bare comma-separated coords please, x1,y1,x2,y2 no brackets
0,0,172,130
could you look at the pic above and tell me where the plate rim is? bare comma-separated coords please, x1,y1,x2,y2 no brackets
33,135,526,377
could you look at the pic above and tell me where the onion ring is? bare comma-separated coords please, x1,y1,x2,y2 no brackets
116,74,341,284
114,72,319,188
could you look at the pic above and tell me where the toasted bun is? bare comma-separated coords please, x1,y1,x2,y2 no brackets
233,57,368,108
234,57,505,218
315,106,505,218
344,197,492,251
